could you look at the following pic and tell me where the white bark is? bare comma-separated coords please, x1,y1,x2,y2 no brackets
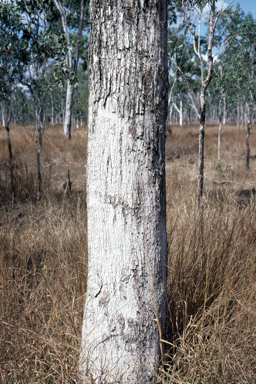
79,1,168,383
218,122,221,160
53,0,86,139
223,98,226,125
172,100,182,127
237,101,240,130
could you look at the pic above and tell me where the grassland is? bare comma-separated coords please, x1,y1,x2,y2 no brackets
1,121,256,383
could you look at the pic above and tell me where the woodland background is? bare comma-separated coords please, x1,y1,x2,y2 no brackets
1,0,256,382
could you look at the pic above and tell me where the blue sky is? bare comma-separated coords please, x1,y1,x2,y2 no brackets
232,0,256,18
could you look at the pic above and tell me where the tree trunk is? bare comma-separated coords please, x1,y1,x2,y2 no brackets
197,106,205,204
51,91,54,126
79,1,168,383
6,125,14,203
237,101,240,130
223,98,226,125
35,108,44,201
2,101,14,202
179,98,183,127
63,81,74,139
246,103,252,170
218,98,222,161
54,0,86,139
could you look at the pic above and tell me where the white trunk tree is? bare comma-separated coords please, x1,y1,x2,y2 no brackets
53,0,86,139
172,98,183,127
78,1,168,383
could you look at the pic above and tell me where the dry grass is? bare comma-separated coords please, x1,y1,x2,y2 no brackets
1,121,256,383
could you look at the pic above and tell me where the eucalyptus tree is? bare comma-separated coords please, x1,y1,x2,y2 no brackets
78,1,168,382
52,0,89,139
0,1,30,202
170,0,234,204
219,6,256,168
72,67,88,127
168,32,198,125
18,0,68,199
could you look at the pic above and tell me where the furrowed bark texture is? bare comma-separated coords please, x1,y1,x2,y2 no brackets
79,1,168,383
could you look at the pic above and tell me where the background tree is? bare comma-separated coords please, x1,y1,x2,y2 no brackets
78,1,168,382
0,1,31,202
53,0,89,139
18,0,68,200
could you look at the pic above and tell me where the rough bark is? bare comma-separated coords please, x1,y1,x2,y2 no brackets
197,104,205,204
79,1,168,383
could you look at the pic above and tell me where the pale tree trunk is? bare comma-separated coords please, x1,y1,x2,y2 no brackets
63,80,74,138
195,3,215,205
53,0,86,139
237,100,240,130
79,1,168,383
223,98,226,125
179,99,183,127
173,101,182,127
241,102,244,130
218,98,222,161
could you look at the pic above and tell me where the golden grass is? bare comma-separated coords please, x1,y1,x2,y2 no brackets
1,121,256,383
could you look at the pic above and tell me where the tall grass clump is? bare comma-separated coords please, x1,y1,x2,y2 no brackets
0,197,87,383
1,122,256,382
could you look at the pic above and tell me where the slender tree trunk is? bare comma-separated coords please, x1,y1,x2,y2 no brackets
63,80,74,139
51,91,54,126
179,98,183,127
223,98,226,125
37,151,41,200
79,1,168,383
54,0,86,139
196,1,215,205
2,100,14,202
218,98,222,161
246,103,252,170
197,102,205,204
35,108,44,201
237,100,240,130
6,125,14,203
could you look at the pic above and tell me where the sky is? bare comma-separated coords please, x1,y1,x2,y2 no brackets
232,0,256,18
179,1,256,43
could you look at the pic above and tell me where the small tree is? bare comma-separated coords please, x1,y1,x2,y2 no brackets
0,1,30,202
218,6,256,168
53,0,89,139
170,0,234,204
18,0,68,200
